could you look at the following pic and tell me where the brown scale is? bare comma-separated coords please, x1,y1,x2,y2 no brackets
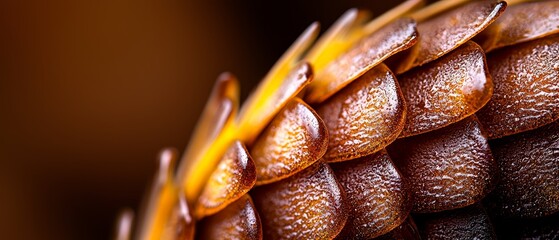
332,150,410,239
177,73,239,203
397,41,493,138
197,194,262,240
392,0,506,74
388,116,497,213
306,17,418,104
195,141,256,218
487,120,559,219
316,64,405,163
237,60,314,145
251,162,347,239
475,1,559,52
250,98,328,186
477,34,559,139
416,203,497,240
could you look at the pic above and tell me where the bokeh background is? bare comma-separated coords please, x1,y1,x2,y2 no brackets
0,1,402,239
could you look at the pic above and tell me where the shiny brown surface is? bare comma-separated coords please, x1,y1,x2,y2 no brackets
476,1,559,52
250,98,328,185
398,41,493,138
317,64,406,162
477,34,559,139
395,0,506,73
332,150,410,239
252,162,347,239
195,141,256,218
388,116,497,213
306,18,417,103
197,194,262,240
417,204,497,240
488,120,559,218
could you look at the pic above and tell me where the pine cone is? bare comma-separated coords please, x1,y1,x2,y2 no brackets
115,1,559,239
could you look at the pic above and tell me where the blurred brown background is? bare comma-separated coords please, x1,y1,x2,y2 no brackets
0,1,401,239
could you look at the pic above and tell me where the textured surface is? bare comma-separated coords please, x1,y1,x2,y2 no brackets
238,62,313,143
373,216,420,240
196,141,256,218
250,98,328,185
477,34,559,139
398,42,493,138
317,64,405,162
476,1,559,52
306,18,417,103
396,0,505,73
388,116,497,213
197,194,262,240
332,150,410,239
417,204,497,240
252,162,347,239
488,120,559,218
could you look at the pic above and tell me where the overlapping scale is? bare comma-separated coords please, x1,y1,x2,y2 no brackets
305,18,417,104
195,141,256,218
304,0,423,94
394,0,506,74
179,73,239,167
178,74,239,204
197,194,262,240
127,1,559,239
398,41,493,138
161,195,195,240
317,64,405,162
416,204,497,240
252,162,347,239
332,150,410,239
477,34,559,139
388,116,497,213
250,98,328,185
237,21,318,144
304,9,366,74
487,120,559,218
182,24,317,204
137,149,194,240
475,1,559,52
